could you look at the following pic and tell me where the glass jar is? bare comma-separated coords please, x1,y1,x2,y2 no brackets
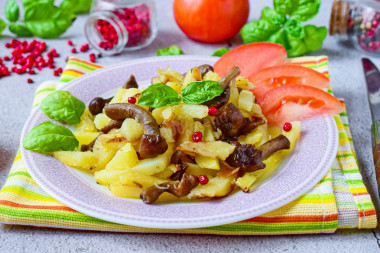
330,0,380,56
85,0,157,56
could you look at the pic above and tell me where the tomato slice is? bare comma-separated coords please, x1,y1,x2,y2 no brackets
258,85,344,126
249,65,330,101
213,42,287,77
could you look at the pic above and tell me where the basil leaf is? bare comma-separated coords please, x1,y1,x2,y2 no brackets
285,22,327,57
23,121,79,154
181,81,223,105
9,23,33,37
60,0,92,14
157,45,183,56
291,0,321,22
138,83,181,108
261,7,286,26
0,19,6,36
273,0,297,16
274,0,320,22
5,0,19,22
211,48,230,57
23,1,76,38
40,91,85,124
240,7,284,44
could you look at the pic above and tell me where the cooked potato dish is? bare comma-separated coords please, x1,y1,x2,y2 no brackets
45,65,301,204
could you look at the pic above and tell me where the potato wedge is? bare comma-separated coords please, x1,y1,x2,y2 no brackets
195,155,220,170
74,132,100,148
173,104,209,119
186,163,218,177
109,184,142,199
129,144,174,175
235,77,255,90
120,171,167,188
75,108,97,132
237,131,262,146
53,151,96,170
178,141,235,160
166,81,182,93
160,127,175,143
228,81,239,106
203,71,221,82
94,113,111,130
119,118,144,142
238,90,255,112
105,143,139,171
109,87,127,104
235,172,257,192
95,169,124,185
93,134,128,171
188,176,236,199
121,88,141,103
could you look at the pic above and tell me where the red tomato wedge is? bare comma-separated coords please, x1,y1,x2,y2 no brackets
213,42,287,77
258,85,344,126
249,65,330,101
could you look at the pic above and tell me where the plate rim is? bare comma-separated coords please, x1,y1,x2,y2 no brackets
20,55,339,229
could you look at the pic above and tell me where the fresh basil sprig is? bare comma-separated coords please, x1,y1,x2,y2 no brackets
240,1,327,57
211,48,230,57
23,1,76,39
138,83,182,108
23,121,79,154
9,23,33,37
5,0,19,23
2,0,92,38
181,81,223,104
157,45,183,56
137,81,223,108
41,91,86,125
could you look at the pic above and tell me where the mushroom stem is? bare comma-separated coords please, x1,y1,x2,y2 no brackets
104,103,168,158
140,173,199,204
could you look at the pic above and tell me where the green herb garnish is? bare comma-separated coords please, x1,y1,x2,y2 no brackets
157,45,183,56
40,91,86,124
181,81,223,104
23,121,79,154
211,48,230,57
137,83,182,108
5,0,20,23
138,81,223,108
240,0,327,57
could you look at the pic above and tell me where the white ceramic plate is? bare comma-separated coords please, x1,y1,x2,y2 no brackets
20,56,338,229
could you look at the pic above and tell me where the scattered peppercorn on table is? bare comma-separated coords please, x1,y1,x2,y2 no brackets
0,0,379,252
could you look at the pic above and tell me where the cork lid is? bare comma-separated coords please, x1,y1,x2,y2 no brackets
329,0,350,36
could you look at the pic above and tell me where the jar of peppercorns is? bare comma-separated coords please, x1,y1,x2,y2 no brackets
330,0,380,56
85,0,157,55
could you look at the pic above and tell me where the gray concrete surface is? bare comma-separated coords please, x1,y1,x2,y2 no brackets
1,0,380,252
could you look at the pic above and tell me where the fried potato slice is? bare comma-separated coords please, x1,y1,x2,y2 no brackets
119,118,144,142
94,113,111,130
195,155,220,170
105,143,139,171
235,77,255,90
188,176,236,199
238,90,255,112
129,144,174,175
74,132,100,148
235,172,257,192
109,184,142,199
178,141,235,160
53,151,96,171
93,133,128,171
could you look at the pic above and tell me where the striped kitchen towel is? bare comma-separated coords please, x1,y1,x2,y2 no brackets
0,56,376,235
